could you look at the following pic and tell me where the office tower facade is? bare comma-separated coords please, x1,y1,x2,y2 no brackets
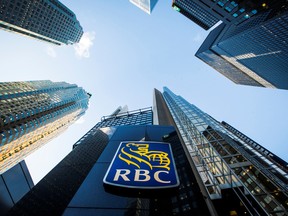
195,23,267,88
0,0,83,45
162,87,288,215
0,161,34,215
172,0,220,30
172,0,263,30
196,8,288,89
7,87,288,216
129,0,159,14
0,80,90,174
72,106,153,149
95,106,152,128
172,1,288,89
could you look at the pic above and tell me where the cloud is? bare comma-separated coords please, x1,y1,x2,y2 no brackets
46,46,57,58
74,31,95,58
192,33,204,43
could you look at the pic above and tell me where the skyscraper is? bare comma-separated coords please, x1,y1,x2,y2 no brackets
7,87,288,216
171,1,288,89
0,80,90,174
171,0,288,89
0,0,83,45
0,161,34,215
129,0,159,14
72,106,153,149
162,87,288,215
172,0,263,30
196,8,288,89
172,0,220,30
195,23,267,88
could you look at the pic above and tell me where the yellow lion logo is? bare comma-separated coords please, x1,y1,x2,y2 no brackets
118,143,170,170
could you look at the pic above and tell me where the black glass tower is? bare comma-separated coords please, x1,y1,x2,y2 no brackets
172,1,288,89
196,8,288,89
7,87,288,216
172,0,264,30
0,161,34,215
0,0,83,45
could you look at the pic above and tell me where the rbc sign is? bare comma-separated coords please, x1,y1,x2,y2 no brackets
103,141,179,189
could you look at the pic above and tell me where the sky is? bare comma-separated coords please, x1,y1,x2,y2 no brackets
1,0,288,184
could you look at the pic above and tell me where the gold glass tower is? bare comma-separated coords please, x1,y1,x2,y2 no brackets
0,80,90,174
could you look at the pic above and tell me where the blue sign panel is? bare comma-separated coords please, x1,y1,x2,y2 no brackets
103,141,179,189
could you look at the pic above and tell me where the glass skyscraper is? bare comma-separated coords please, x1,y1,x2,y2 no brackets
72,106,153,149
162,87,288,215
172,1,288,89
196,8,288,89
0,161,34,215
172,0,263,30
129,0,159,14
0,80,90,174
7,87,288,216
0,0,83,45
172,0,220,30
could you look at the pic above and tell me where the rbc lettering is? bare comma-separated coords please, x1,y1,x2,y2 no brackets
113,169,171,184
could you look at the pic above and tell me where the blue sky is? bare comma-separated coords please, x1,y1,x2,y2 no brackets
1,1,287,183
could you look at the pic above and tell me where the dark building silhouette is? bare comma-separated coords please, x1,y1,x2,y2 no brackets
0,161,34,215
172,0,264,30
196,8,288,89
172,1,288,89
